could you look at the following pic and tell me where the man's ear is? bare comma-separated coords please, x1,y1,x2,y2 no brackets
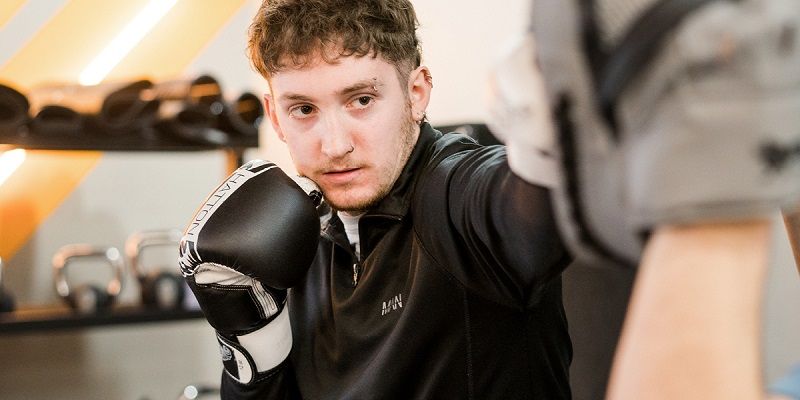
264,93,286,142
408,65,432,121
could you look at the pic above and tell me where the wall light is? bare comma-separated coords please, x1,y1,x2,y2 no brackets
0,148,26,187
79,0,178,86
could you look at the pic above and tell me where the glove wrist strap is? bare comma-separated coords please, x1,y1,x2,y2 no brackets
217,306,293,385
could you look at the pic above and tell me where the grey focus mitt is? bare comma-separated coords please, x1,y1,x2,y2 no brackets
489,0,800,267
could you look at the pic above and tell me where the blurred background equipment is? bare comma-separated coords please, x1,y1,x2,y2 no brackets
4,74,262,149
27,79,159,137
176,383,220,400
0,83,29,133
52,244,124,314
125,228,187,310
151,75,262,146
0,257,16,313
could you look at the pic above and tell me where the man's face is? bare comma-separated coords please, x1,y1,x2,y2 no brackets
266,54,430,212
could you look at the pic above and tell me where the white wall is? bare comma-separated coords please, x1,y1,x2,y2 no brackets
1,0,798,399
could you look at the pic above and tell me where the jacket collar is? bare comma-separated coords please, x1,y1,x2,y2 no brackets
321,122,441,234
364,122,440,219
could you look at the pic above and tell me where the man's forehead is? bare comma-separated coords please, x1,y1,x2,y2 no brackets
275,42,373,71
275,47,390,72
269,54,397,98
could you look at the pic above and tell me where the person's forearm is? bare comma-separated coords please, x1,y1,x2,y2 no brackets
782,207,800,278
606,220,771,400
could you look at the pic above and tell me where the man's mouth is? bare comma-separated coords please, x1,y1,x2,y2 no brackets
322,167,361,185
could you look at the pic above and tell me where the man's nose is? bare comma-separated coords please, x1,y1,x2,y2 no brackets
320,113,354,158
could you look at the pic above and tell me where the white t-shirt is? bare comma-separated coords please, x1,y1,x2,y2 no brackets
338,211,363,259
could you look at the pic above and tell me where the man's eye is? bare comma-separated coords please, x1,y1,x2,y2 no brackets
351,96,373,109
289,105,315,118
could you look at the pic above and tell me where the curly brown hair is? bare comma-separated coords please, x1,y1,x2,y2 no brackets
247,0,422,82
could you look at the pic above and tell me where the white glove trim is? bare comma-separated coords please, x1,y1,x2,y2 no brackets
221,306,293,384
238,305,293,374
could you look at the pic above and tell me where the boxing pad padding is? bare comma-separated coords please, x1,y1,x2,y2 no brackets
493,0,800,266
492,0,800,267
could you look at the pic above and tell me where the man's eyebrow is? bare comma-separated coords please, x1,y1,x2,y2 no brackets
338,79,383,97
279,92,314,103
277,79,384,103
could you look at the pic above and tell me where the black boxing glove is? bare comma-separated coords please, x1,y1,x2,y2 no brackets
179,160,321,385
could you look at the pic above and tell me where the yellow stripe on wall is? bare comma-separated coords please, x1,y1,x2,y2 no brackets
0,0,152,88
0,0,27,28
107,0,248,82
0,151,99,259
0,0,248,261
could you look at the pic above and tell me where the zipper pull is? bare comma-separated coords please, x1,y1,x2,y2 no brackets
352,262,361,287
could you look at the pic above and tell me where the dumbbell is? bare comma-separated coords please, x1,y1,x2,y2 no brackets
125,229,185,309
52,244,124,314
0,257,16,313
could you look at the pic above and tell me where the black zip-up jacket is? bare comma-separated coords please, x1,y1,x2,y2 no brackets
222,123,573,399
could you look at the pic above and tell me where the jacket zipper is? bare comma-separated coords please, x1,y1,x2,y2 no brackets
323,212,401,288
324,232,362,288
352,261,361,287
349,213,400,287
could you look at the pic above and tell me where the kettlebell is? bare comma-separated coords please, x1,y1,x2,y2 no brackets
125,229,185,309
52,244,124,314
0,257,16,313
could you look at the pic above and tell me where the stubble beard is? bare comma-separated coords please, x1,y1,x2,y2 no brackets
328,103,418,213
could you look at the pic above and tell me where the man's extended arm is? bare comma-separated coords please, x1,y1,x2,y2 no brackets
782,208,800,278
607,220,771,400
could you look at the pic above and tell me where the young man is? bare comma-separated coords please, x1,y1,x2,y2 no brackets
179,0,572,399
